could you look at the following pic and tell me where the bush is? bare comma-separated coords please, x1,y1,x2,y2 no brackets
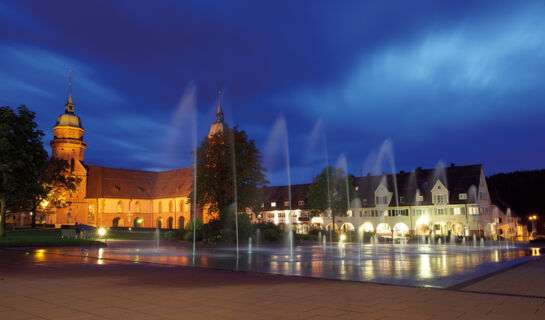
183,218,203,242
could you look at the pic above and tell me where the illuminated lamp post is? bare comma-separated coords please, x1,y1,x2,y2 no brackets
529,215,538,240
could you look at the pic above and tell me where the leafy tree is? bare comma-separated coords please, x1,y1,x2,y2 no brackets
0,106,48,237
32,157,81,227
192,126,269,240
307,166,356,232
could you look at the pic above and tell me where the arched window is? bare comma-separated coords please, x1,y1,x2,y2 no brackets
117,201,123,213
70,158,75,172
168,217,173,229
134,201,141,213
169,200,173,213
158,201,163,213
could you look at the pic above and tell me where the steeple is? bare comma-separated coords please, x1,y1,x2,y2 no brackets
65,69,75,113
209,83,228,136
216,84,224,123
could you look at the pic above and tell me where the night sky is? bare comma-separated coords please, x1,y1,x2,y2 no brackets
1,1,544,185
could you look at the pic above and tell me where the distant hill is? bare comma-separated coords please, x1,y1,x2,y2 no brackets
487,169,545,218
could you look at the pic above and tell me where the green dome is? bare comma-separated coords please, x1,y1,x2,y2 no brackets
55,112,83,129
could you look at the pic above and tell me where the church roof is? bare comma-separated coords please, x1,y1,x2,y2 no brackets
86,165,193,199
55,112,83,128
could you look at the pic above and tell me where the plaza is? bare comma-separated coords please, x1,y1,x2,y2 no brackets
0,247,544,320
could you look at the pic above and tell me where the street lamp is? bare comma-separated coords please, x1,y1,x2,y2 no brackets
529,215,538,240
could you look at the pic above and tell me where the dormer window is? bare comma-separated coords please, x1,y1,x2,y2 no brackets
362,198,368,205
284,201,290,207
113,185,121,193
417,195,424,202
137,186,145,193
376,196,388,205
400,196,405,204
459,193,467,200
271,202,276,207
298,200,304,206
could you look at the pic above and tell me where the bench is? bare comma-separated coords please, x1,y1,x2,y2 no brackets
61,229,77,239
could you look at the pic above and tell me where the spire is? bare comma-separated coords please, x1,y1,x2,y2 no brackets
65,69,75,113
216,83,224,123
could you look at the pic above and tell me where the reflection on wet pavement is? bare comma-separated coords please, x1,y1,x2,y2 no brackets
29,243,536,288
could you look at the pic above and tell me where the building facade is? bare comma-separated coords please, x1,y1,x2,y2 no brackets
258,164,527,239
48,84,227,228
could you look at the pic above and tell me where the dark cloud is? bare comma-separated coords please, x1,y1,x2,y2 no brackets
1,0,544,185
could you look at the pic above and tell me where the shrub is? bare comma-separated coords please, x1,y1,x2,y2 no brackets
183,218,203,242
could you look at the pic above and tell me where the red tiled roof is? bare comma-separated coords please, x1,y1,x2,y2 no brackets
86,165,193,199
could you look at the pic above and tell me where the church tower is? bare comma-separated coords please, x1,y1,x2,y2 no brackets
50,72,88,225
208,85,227,136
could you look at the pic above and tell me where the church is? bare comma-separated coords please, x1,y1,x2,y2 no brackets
49,82,226,229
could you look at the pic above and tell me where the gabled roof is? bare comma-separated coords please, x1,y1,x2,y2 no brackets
86,165,193,199
262,183,310,210
353,164,483,207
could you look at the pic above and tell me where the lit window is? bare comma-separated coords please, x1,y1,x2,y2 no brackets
436,208,445,215
135,201,141,213
453,207,461,215
435,195,446,204
417,195,424,202
271,202,276,207
284,201,290,207
362,198,368,205
298,200,304,206
459,193,467,200
400,196,405,204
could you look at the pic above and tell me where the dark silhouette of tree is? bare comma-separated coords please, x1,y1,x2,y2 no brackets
0,106,48,237
31,157,81,227
307,166,356,232
192,126,268,240
488,170,545,218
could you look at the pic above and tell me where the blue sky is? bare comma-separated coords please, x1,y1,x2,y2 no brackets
1,0,544,185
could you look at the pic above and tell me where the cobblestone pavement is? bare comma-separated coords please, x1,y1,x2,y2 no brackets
0,249,544,320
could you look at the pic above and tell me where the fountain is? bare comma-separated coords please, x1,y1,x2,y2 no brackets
322,234,327,251
288,230,294,262
154,228,160,251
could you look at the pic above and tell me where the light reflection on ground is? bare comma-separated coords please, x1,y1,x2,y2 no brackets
30,242,535,288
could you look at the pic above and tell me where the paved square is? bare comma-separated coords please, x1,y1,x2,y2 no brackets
1,250,543,319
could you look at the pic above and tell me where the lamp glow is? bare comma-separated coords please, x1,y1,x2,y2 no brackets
98,227,107,237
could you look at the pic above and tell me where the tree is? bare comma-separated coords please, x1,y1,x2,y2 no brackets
307,166,356,233
32,157,81,227
0,106,48,237
192,126,269,240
